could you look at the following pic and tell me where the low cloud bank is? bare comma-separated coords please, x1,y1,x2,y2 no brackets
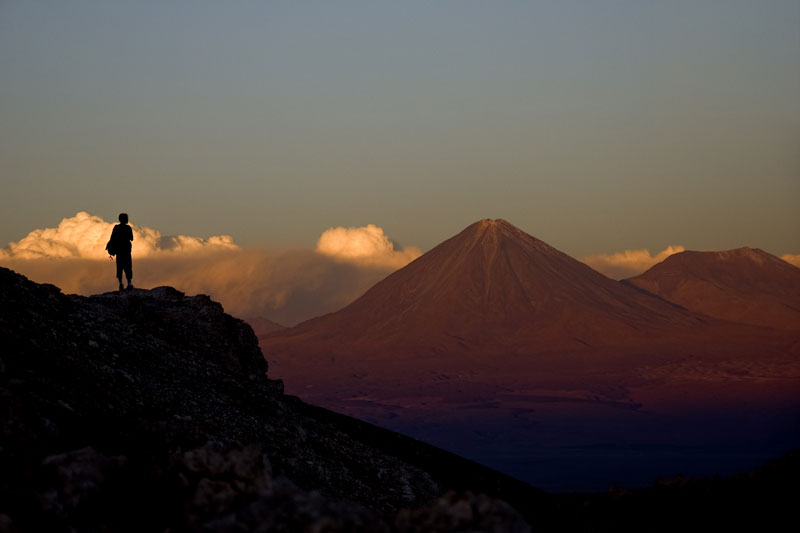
0,214,418,326
0,212,236,260
782,254,800,267
582,245,685,280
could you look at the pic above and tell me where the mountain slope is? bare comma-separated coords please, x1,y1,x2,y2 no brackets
624,248,800,330
245,315,286,336
261,219,706,361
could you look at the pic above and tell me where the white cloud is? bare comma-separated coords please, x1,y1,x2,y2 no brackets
316,224,422,269
0,212,237,260
581,245,685,280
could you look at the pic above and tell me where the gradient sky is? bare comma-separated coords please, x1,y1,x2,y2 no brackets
2,1,798,257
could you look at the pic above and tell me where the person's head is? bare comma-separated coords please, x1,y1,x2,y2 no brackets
119,213,129,224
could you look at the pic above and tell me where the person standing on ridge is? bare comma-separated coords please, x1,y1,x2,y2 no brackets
106,213,134,291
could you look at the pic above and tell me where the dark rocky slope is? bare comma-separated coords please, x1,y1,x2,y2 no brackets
0,267,538,532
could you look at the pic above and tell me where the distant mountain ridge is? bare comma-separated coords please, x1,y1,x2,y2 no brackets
625,247,800,330
245,316,286,336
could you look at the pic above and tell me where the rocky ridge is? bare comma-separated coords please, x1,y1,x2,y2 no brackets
0,267,538,532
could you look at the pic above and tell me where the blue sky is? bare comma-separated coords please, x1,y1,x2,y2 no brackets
1,1,798,257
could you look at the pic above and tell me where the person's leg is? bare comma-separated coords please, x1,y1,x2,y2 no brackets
115,257,124,291
124,256,133,289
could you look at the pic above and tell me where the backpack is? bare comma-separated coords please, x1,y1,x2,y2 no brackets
105,238,118,257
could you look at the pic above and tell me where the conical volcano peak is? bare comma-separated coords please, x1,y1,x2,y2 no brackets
472,218,517,234
455,218,557,260
475,218,512,227
463,218,535,246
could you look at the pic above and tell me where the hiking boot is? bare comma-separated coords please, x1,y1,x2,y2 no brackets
126,282,134,290
118,283,124,292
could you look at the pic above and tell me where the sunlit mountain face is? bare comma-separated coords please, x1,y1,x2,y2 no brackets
261,219,800,491
625,247,800,331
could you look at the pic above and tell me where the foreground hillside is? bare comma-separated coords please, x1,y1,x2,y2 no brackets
0,267,540,532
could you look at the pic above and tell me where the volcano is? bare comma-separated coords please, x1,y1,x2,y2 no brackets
624,248,800,331
261,219,705,360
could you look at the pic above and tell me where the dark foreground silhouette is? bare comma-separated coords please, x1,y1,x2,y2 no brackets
0,267,796,532
105,212,133,291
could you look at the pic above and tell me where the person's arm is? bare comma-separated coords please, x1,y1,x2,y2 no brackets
128,226,134,241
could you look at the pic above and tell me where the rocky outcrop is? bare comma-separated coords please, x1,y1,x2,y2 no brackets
0,267,538,532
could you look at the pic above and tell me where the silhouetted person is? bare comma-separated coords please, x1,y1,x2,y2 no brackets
106,213,134,291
